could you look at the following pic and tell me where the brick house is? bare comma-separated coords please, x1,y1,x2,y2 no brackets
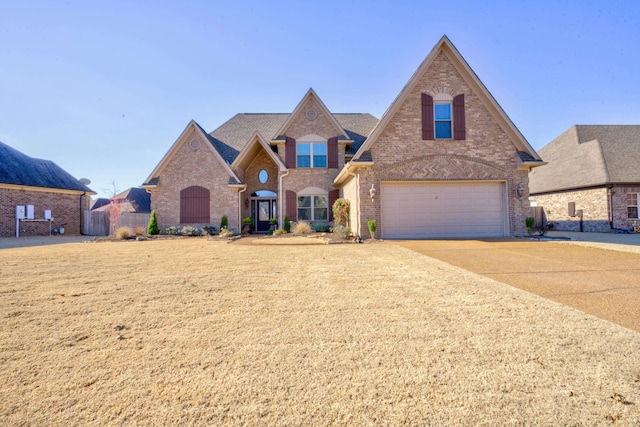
529,125,640,232
143,36,543,238
0,141,94,237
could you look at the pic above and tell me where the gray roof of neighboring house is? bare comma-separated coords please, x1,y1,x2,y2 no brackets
529,125,640,194
94,187,151,213
0,141,94,193
208,113,380,163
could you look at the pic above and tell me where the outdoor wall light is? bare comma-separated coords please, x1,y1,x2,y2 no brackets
245,198,249,208
369,184,376,202
516,183,524,199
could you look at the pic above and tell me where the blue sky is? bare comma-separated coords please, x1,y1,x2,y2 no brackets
1,0,639,199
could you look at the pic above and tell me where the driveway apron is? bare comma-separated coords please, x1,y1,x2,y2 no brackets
391,239,640,333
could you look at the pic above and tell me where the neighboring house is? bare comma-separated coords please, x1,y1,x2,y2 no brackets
529,125,640,232
0,141,95,237
92,187,151,213
143,36,543,238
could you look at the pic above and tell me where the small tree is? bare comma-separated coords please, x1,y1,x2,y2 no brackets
220,215,228,230
284,215,291,233
332,198,350,227
367,219,377,240
525,217,534,235
147,210,160,235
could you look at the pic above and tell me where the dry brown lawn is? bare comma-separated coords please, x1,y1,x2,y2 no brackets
1,238,639,426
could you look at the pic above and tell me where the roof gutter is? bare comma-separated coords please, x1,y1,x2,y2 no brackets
333,161,374,187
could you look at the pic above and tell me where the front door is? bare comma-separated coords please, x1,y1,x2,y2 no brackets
253,198,277,232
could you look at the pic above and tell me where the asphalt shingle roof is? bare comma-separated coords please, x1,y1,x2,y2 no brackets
208,113,379,163
529,125,640,194
0,141,94,193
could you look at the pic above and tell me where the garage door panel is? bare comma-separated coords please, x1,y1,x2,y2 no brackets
381,182,506,239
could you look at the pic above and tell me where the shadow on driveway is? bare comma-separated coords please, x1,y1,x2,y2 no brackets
390,238,640,333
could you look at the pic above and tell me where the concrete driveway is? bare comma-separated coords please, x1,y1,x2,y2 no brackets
391,237,640,333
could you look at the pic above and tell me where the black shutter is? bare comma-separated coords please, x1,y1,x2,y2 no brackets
421,93,434,140
453,94,466,140
285,137,296,168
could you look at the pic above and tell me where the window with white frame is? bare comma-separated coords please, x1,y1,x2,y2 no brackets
434,102,452,139
296,134,327,168
297,195,328,221
627,192,639,219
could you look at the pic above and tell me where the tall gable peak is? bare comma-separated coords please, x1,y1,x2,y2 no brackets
354,35,541,163
273,88,350,140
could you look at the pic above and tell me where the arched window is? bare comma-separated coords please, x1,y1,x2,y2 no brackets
180,186,210,223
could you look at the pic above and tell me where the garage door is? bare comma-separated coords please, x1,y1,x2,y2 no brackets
381,181,507,239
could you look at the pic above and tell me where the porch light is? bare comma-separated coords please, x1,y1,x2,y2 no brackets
369,184,376,202
516,183,524,199
245,198,249,208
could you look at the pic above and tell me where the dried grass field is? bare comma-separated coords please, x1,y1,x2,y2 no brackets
1,239,639,425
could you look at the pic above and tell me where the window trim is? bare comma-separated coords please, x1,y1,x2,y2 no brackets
627,192,639,219
297,194,329,222
296,134,327,168
434,101,452,139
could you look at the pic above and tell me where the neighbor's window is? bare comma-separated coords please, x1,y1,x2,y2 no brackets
434,102,452,139
297,142,327,168
297,195,328,221
627,192,639,219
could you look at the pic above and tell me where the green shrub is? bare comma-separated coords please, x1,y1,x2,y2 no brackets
311,222,331,232
367,219,377,239
284,215,291,233
273,229,287,235
332,198,350,227
293,221,312,235
220,215,228,230
525,217,535,235
202,225,217,235
147,210,160,235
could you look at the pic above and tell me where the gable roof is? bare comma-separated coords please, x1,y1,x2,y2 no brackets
208,113,379,164
272,88,351,141
143,120,242,187
353,35,542,163
529,125,640,194
232,132,286,172
0,141,95,193
108,187,151,212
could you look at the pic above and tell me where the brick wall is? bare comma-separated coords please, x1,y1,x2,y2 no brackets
612,185,640,230
0,187,90,237
530,188,610,232
358,50,531,236
150,127,240,231
279,96,345,218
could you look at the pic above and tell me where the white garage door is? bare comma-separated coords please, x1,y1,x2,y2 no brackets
381,181,507,239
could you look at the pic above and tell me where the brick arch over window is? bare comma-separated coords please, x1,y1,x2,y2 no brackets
180,186,210,223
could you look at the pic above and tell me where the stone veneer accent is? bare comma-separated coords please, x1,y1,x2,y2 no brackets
0,187,90,237
149,127,240,231
350,51,531,237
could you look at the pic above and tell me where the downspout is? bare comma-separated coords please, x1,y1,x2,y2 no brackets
607,185,614,229
238,185,247,233
278,169,290,229
80,192,86,235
